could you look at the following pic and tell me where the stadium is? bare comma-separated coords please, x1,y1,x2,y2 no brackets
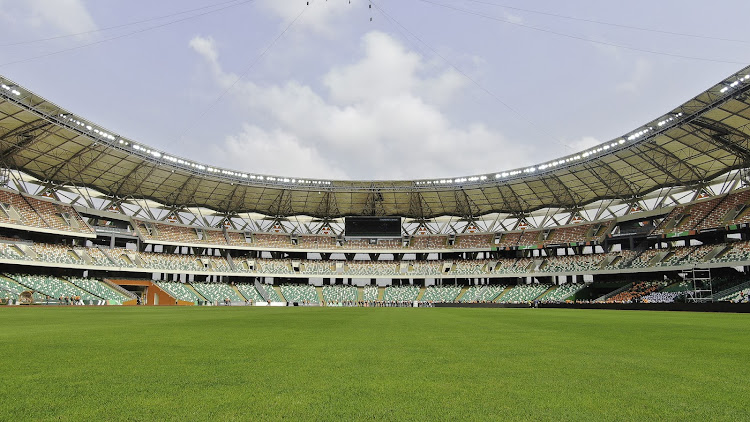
1,2,750,420
3,66,750,308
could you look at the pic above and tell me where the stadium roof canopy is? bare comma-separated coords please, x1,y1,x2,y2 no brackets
1,66,750,219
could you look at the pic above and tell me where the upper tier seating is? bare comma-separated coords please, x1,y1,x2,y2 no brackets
31,243,82,265
695,190,750,230
256,258,293,274
107,248,139,268
408,261,441,275
85,247,115,266
657,246,696,267
452,260,489,275
226,231,252,247
455,234,492,249
298,235,336,249
496,232,522,248
706,241,750,264
25,196,94,235
138,252,203,272
0,190,93,236
0,242,33,261
652,197,723,235
544,223,600,245
410,235,448,249
543,254,604,273
301,260,336,275
347,261,398,276
502,257,534,274
253,234,292,249
343,238,403,250
134,221,226,246
630,248,661,268
518,230,543,248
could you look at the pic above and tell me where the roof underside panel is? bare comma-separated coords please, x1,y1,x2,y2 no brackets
2,66,750,218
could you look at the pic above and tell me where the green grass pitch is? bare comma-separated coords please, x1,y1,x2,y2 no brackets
0,307,747,421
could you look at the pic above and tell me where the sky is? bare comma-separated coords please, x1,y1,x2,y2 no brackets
0,0,748,181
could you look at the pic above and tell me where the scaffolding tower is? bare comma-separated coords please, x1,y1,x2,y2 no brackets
685,267,713,303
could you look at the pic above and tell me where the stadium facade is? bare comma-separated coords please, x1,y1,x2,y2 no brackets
1,65,750,306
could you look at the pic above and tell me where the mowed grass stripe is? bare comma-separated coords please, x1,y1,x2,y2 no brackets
0,307,747,421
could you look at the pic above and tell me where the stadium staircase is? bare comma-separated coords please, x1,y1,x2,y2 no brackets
702,244,731,262
357,286,364,301
14,243,37,260
95,246,117,265
254,281,270,301
538,285,557,300
693,193,730,231
493,286,513,302
595,282,634,302
225,253,237,272
711,279,750,301
599,254,619,269
315,286,324,304
20,195,52,230
231,284,245,301
623,241,651,267
377,287,384,301
73,249,93,265
185,284,206,302
272,285,286,302
101,279,138,302
454,285,471,302
416,287,426,301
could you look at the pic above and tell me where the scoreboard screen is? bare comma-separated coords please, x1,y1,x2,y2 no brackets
344,216,402,237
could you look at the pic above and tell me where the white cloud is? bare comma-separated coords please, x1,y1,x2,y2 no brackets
0,0,96,35
221,125,349,179
190,31,531,180
257,0,352,35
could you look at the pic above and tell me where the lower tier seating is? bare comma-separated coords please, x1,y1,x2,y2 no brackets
420,285,461,302
10,274,98,301
383,285,419,302
459,285,505,302
191,282,243,302
154,281,204,303
66,277,130,304
280,284,318,303
496,284,549,303
540,284,585,302
236,284,264,302
362,285,378,301
322,285,357,304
